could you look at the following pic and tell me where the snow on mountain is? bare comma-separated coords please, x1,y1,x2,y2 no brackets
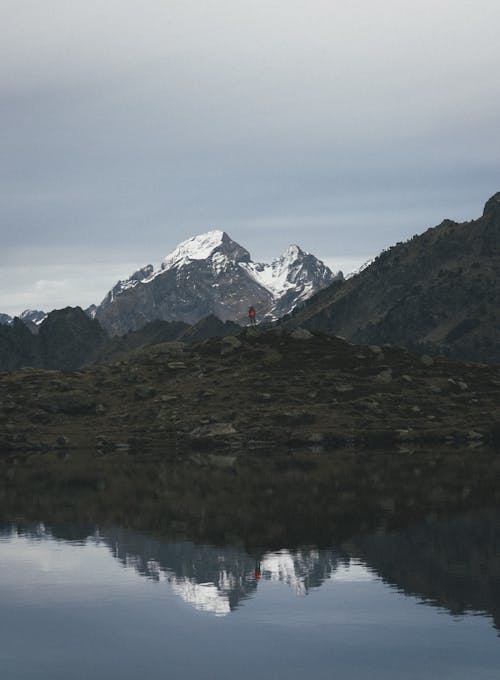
95,230,341,335
0,310,47,327
19,309,47,325
162,230,228,270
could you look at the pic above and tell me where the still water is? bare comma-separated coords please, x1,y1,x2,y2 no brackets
1,516,500,680
1,446,500,678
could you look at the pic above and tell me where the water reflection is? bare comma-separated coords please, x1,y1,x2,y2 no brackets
2,509,499,630
1,445,499,626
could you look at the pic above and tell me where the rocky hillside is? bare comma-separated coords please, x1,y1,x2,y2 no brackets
288,192,500,364
95,230,339,335
2,327,500,454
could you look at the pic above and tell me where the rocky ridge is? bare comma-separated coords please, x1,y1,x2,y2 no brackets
287,191,500,364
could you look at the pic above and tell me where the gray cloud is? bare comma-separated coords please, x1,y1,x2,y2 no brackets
1,1,499,314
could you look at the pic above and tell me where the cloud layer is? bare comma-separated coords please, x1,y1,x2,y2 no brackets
1,1,499,314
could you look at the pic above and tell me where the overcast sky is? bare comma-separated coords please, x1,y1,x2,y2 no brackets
1,0,499,315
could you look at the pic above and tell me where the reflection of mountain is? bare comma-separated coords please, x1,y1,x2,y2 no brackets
344,510,500,632
0,523,341,615
1,447,499,622
3,513,500,629
100,529,343,614
103,528,259,615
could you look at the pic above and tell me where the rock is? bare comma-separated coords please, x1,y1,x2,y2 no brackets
95,404,106,415
207,454,237,468
369,345,382,355
401,374,412,383
39,391,96,415
309,432,324,443
375,369,393,384
134,385,156,400
335,384,354,393
56,435,70,447
261,393,272,401
194,422,238,437
421,354,434,367
291,328,313,340
396,429,415,440
458,381,468,391
167,361,187,369
411,406,421,413
221,336,242,353
161,394,178,402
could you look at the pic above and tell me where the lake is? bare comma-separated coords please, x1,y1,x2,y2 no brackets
0,446,499,678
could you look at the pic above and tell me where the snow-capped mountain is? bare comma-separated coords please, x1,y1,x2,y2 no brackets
95,230,341,335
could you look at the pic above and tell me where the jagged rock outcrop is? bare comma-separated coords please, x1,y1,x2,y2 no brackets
0,307,107,371
95,230,339,335
38,307,108,370
0,318,40,370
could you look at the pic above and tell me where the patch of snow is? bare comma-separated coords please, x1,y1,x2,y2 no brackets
20,309,47,325
241,245,306,298
162,230,226,271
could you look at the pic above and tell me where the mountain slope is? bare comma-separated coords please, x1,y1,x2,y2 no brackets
95,230,339,335
289,192,500,364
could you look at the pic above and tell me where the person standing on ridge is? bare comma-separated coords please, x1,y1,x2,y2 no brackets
248,306,256,326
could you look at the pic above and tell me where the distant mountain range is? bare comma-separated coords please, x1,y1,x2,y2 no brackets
2,191,500,366
1,231,338,337
94,230,340,334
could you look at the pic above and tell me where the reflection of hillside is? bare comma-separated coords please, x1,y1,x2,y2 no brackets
344,510,500,632
1,446,498,551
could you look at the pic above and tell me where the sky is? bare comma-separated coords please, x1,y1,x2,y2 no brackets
1,0,499,316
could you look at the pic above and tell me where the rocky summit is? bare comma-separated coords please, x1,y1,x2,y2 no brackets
95,230,339,334
289,191,500,365
1,328,499,454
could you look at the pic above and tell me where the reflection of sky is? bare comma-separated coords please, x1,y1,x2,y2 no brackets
1,532,500,679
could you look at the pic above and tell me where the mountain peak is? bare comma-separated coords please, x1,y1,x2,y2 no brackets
282,244,305,260
483,192,500,217
96,230,338,333
161,230,250,270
